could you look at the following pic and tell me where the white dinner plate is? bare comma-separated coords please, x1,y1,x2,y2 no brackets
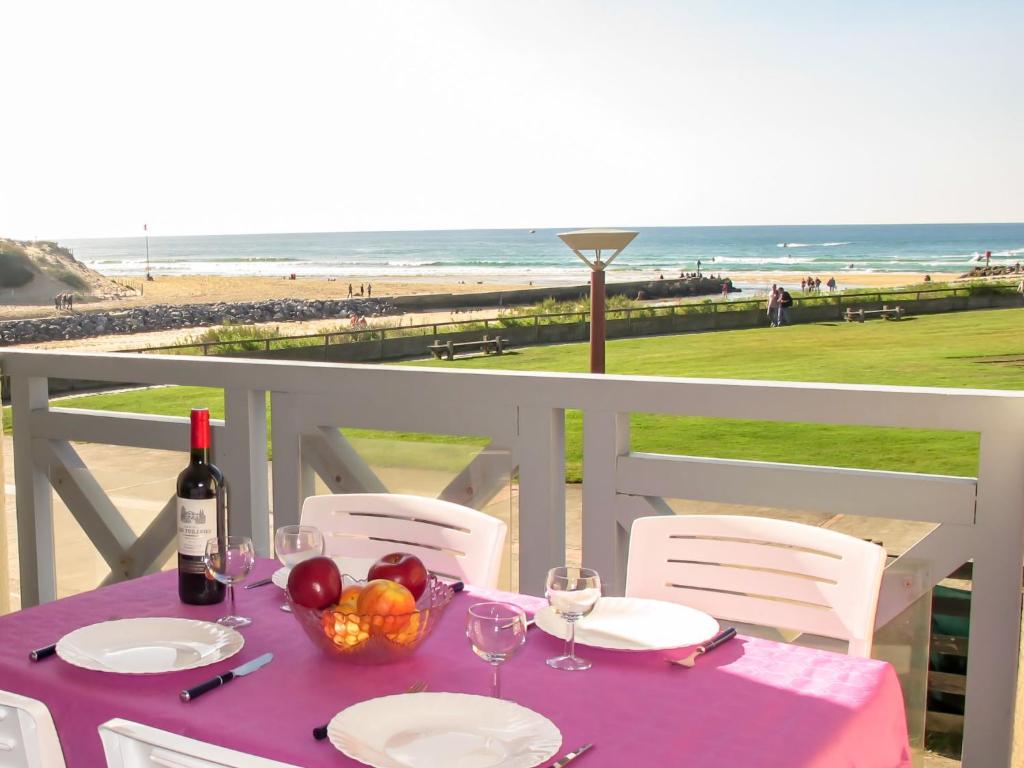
534,596,720,651
328,692,561,768
56,617,244,674
271,555,375,590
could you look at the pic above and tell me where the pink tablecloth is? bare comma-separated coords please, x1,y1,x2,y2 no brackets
0,561,911,767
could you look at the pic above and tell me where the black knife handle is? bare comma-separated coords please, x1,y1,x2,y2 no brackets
180,671,234,702
451,581,465,593
313,723,329,740
702,627,737,653
29,644,57,662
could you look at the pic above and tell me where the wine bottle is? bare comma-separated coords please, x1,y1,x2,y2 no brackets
177,408,227,605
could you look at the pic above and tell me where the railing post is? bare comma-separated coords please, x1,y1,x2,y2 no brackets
0,370,7,615
517,406,567,596
270,392,315,529
581,411,630,595
959,426,1024,766
11,375,55,607
220,389,270,557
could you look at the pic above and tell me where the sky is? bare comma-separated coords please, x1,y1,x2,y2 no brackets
0,0,1021,239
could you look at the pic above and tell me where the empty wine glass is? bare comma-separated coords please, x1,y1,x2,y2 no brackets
466,602,528,698
204,536,255,628
545,566,601,671
274,525,325,568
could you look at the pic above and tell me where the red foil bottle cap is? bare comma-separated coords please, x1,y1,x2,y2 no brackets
190,408,210,449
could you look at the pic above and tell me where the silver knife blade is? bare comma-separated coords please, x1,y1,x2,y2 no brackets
551,743,593,767
231,652,273,676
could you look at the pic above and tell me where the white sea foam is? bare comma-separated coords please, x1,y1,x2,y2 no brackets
776,242,851,248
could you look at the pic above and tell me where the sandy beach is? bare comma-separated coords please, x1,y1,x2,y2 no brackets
4,270,966,353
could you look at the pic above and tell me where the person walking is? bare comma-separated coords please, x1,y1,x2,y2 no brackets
767,284,779,327
348,283,353,298
367,284,372,297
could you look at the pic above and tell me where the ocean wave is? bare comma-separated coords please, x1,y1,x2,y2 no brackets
776,242,851,248
729,256,816,265
386,260,442,267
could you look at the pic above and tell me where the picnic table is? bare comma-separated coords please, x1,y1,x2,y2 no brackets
0,560,911,767
845,305,904,322
429,335,506,360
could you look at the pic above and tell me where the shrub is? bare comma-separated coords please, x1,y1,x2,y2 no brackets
0,247,35,288
52,269,88,290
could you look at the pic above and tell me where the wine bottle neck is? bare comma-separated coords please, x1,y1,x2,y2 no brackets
189,447,210,464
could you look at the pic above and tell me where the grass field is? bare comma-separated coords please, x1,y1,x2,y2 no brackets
48,307,1024,480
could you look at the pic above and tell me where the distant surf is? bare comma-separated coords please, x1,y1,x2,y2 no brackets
60,223,1024,284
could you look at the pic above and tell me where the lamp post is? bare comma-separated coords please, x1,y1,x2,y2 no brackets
558,228,638,374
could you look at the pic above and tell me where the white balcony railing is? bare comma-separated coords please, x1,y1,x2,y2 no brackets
2,349,1022,766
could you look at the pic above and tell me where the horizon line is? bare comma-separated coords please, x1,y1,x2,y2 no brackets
32,219,1024,242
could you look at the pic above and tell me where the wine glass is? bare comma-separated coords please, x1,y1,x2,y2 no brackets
274,525,324,612
545,566,601,671
204,536,255,628
466,602,528,698
274,525,325,568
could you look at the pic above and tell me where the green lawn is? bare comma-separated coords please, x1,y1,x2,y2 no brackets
47,307,1024,480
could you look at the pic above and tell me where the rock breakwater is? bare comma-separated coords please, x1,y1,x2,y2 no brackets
0,297,395,346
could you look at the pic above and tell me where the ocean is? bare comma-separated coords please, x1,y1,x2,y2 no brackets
61,223,1024,287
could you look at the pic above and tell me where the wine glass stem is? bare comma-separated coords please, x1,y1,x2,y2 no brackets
492,662,501,699
228,583,236,617
567,617,577,660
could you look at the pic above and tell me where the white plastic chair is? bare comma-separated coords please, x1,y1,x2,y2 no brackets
300,493,508,588
98,718,301,768
0,689,66,768
626,515,887,657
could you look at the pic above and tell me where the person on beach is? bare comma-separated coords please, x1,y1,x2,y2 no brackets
767,284,779,327
827,276,837,292
359,284,364,296
348,284,353,298
778,287,793,325
696,259,702,276
54,294,61,311
815,277,822,292
800,278,806,292
367,284,372,297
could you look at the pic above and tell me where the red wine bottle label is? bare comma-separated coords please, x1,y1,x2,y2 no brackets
177,497,217,556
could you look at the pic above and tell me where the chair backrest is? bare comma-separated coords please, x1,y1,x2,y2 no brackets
0,690,66,768
98,719,301,768
300,493,508,588
625,515,886,657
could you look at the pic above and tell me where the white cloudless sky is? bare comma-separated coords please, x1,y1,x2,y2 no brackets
1,0,1021,239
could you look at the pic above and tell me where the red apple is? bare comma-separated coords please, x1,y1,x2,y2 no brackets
287,556,342,610
367,553,428,600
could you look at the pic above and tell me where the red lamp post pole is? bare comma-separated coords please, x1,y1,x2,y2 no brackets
590,267,606,374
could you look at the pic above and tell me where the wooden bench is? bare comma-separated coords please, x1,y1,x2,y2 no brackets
429,335,507,360
844,305,904,323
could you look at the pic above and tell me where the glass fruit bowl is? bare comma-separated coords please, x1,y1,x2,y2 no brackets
287,574,455,665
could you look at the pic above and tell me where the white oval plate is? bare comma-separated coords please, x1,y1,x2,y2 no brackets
271,556,375,590
534,596,720,651
56,617,244,674
328,692,561,768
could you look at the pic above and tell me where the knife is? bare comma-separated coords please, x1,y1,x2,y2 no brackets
29,643,57,661
550,743,594,767
670,627,737,668
180,652,274,702
244,577,274,590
